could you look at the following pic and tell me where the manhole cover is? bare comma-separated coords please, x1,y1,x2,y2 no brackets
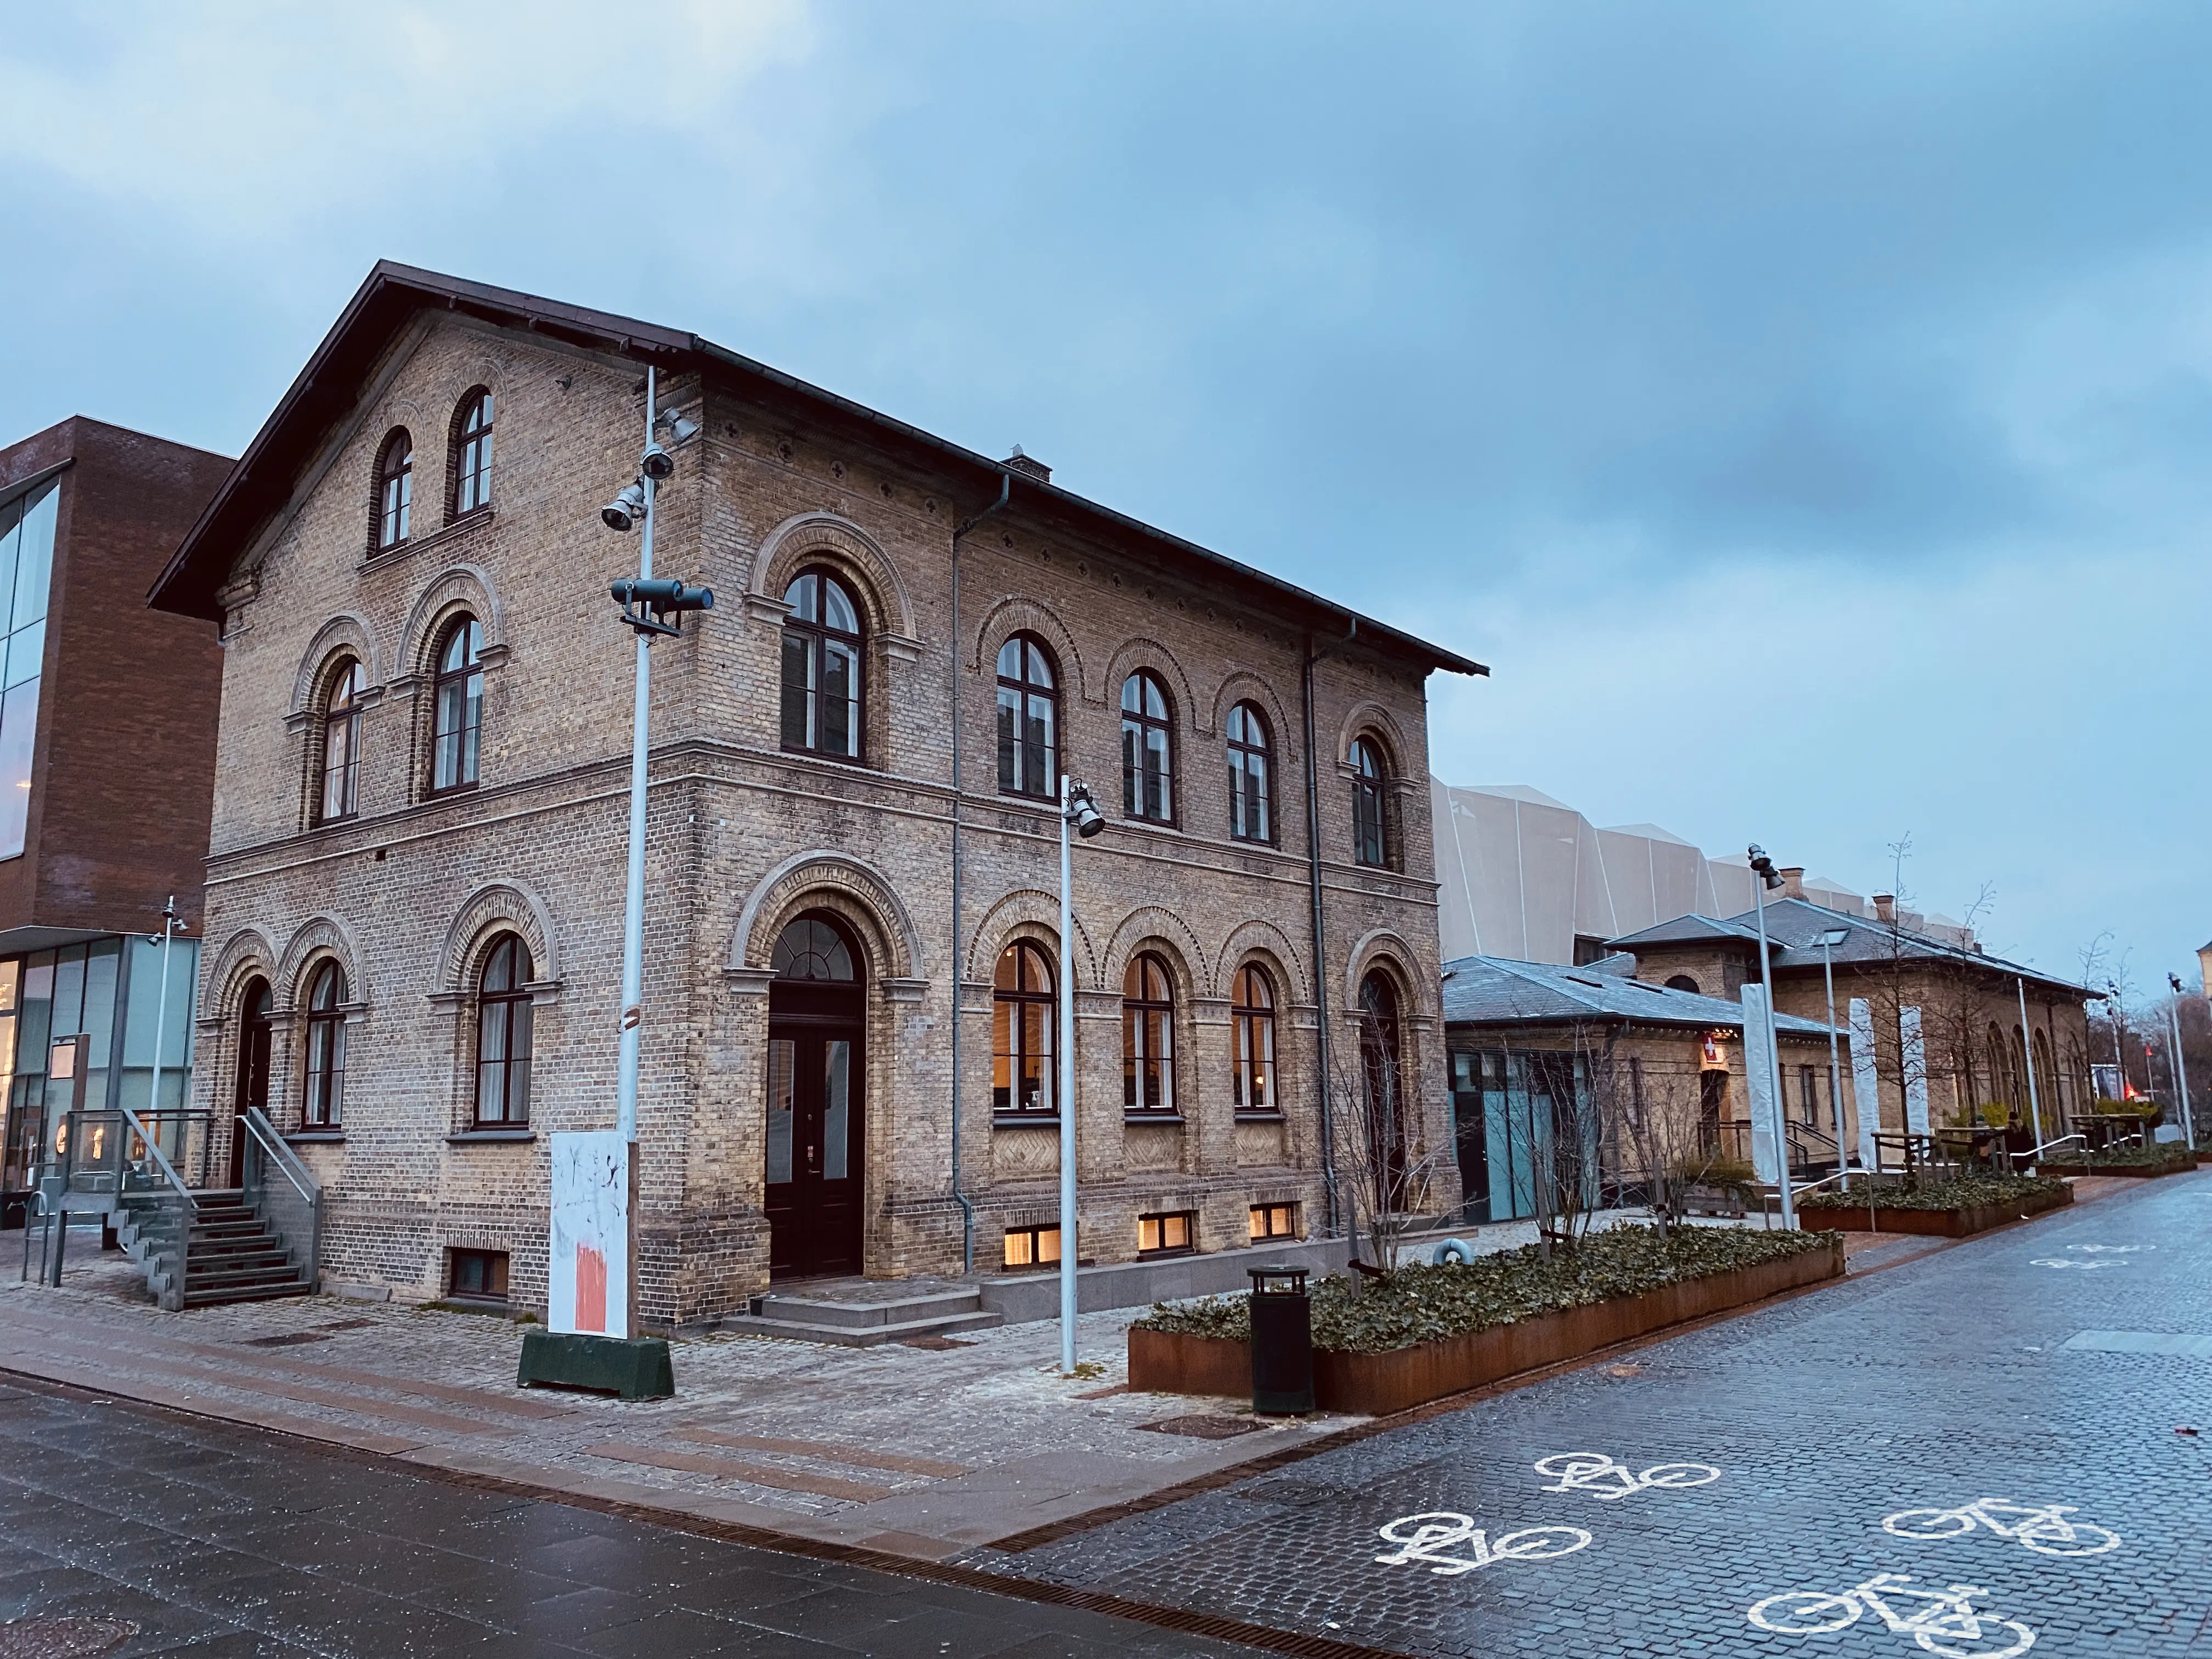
898,1335,975,1351
240,1331,330,1348
0,1617,142,1658
1138,1415,1265,1439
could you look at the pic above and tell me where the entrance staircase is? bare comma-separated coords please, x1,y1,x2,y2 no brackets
718,1280,1004,1347
173,1192,313,1307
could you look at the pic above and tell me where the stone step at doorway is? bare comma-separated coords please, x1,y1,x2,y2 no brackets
714,1279,1005,1347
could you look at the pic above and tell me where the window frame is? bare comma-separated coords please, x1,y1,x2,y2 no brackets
1248,1202,1300,1242
992,940,1057,1119
314,657,366,826
1001,1223,1062,1271
301,961,348,1129
1226,701,1273,843
473,934,534,1128
430,616,484,795
995,634,1059,801
1136,1210,1196,1258
1121,951,1177,1116
1120,671,1175,823
778,567,866,762
450,388,494,518
1231,962,1279,1118
374,430,413,551
1351,736,1392,868
446,1248,510,1306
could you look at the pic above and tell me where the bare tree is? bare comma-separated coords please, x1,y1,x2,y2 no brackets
1328,1009,1452,1282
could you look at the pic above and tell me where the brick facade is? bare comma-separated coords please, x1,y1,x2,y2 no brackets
157,269,1475,1327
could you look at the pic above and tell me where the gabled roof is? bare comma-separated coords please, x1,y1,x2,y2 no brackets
1441,955,1836,1036
149,262,1486,682
1609,896,2097,999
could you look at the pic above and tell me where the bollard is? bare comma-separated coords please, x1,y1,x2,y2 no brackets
1248,1265,1314,1415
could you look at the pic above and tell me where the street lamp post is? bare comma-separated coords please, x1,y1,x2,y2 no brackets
145,895,184,1131
1746,847,1796,1230
1057,777,1104,1373
2167,974,2196,1152
2018,977,2044,1152
1818,927,1849,1177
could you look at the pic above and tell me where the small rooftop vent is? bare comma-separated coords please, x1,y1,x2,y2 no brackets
1002,445,1051,484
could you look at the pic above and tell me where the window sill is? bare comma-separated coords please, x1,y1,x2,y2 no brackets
286,1131,345,1144
1137,1246,1198,1261
1234,1111,1287,1124
447,1128,533,1143
1124,1113,1186,1126
992,1114,1060,1129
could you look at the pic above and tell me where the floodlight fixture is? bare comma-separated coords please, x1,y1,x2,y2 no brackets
640,443,675,481
656,407,701,445
1068,783,1105,839
601,480,646,532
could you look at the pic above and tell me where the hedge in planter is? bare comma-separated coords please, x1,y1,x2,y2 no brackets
1798,1172,2072,1237
1131,1226,1842,1414
2040,1143,2198,1177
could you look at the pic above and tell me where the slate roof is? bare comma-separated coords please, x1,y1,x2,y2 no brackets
1440,955,1837,1036
1606,896,2096,998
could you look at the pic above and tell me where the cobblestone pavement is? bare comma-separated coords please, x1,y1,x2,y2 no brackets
972,1172,2212,1658
0,1375,1271,1658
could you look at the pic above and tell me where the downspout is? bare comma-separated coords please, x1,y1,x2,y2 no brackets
948,471,1012,1273
1304,614,1357,1235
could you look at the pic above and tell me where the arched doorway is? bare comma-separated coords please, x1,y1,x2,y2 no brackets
1357,969,1408,1214
229,978,273,1187
765,913,865,1278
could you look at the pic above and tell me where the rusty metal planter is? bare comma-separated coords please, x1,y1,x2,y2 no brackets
1128,1240,1844,1416
1799,1182,2074,1237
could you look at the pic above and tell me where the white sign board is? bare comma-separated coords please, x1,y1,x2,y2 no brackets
1848,997,1881,1172
1900,1006,1930,1134
549,1130,629,1338
1742,983,1780,1184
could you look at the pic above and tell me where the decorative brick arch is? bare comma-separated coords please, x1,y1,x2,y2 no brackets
1217,918,1312,1006
399,563,504,678
731,850,922,983
275,913,368,1009
747,512,917,642
1343,926,1426,1015
437,881,562,993
966,888,1098,990
289,613,382,714
1101,636,1201,729
205,927,279,1020
1336,701,1413,771
1103,905,1214,998
970,595,1086,704
1208,670,1294,757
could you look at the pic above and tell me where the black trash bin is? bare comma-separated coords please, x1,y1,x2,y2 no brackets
1248,1265,1313,1415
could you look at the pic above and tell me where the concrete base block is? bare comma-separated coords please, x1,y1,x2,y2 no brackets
517,1329,674,1400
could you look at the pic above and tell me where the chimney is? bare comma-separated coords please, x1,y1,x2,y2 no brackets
1779,866,1805,901
1002,445,1051,484
1873,893,1896,924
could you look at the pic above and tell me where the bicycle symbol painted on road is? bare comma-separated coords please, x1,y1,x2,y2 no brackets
1884,1497,2120,1557
1374,1512,1592,1576
2028,1257,2120,1269
1532,1451,1721,1500
1749,1572,2036,1657
2065,1244,2152,1254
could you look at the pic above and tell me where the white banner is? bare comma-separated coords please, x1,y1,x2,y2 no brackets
549,1131,629,1338
1900,1006,1930,1135
1742,984,1780,1185
1848,997,1881,1172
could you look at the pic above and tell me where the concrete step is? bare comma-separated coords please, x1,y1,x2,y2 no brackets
716,1306,1004,1347
754,1288,988,1330
182,1282,313,1308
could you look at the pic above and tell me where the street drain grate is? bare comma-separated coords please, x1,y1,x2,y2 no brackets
0,1616,142,1658
1138,1414,1266,1439
239,1331,332,1348
898,1335,976,1351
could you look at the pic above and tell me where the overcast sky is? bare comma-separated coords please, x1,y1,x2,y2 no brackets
0,3,2202,996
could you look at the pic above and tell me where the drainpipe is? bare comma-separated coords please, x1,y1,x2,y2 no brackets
1304,616,1356,1235
947,471,1012,1273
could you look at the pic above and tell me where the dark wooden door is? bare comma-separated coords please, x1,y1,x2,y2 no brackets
765,998,864,1278
230,980,273,1188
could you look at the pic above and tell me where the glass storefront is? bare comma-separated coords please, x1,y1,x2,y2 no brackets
0,934,197,1226
1448,1047,1604,1224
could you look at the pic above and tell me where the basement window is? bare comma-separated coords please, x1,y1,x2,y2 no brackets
1248,1203,1300,1242
1002,1224,1060,1271
447,1248,510,1306
1137,1211,1195,1258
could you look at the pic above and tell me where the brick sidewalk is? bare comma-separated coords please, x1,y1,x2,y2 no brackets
0,1177,2124,1568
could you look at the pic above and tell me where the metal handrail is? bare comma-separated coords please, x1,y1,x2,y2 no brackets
2028,1132,2087,1160
241,1108,318,1204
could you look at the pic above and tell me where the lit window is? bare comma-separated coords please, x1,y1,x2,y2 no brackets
1232,964,1277,1116
992,941,1056,1115
1002,1224,1060,1269
1121,952,1175,1114
1249,1203,1299,1242
1137,1212,1194,1256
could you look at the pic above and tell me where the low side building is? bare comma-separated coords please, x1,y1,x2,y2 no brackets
1440,953,1841,1222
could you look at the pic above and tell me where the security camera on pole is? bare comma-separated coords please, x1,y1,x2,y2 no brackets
1057,776,1105,1373
520,366,707,1401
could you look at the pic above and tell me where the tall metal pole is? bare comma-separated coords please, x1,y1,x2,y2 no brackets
614,367,656,1338
148,896,178,1126
1821,936,1846,1175
2017,977,2044,1150
1750,872,1796,1229
1057,775,1077,1373
2168,994,2195,1152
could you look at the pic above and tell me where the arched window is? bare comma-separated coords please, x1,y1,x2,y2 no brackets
1232,963,1277,1116
1120,671,1173,823
375,430,413,550
772,916,855,981
431,617,484,793
474,935,533,1126
2032,1028,2054,1113
780,569,864,760
1351,736,1391,867
302,962,348,1128
1226,701,1272,843
452,389,494,516
1357,968,1407,1209
995,635,1058,799
1122,952,1176,1114
1664,974,1701,994
992,941,1055,1116
316,658,366,824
